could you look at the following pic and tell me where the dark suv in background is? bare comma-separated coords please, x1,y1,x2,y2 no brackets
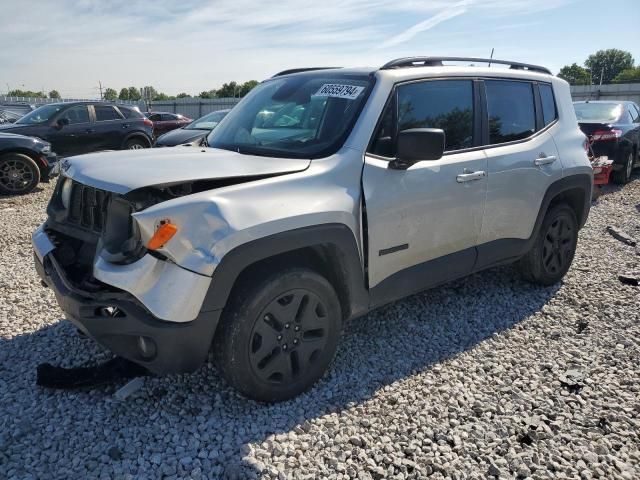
0,102,154,156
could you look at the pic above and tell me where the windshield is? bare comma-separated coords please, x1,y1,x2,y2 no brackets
186,110,228,130
16,104,65,124
207,73,372,158
574,103,622,122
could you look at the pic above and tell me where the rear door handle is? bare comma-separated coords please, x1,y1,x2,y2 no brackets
85,128,95,134
534,155,557,166
122,123,130,128
456,170,486,183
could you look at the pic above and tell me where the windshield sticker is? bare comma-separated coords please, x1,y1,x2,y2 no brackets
313,84,365,100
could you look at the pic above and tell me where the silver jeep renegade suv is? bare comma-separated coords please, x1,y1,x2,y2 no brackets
33,57,592,402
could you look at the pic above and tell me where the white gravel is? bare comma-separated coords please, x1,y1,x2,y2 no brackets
1,176,639,480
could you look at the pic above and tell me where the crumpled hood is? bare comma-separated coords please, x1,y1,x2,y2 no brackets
63,147,310,194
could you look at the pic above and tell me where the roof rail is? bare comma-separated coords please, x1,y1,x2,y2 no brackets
272,67,341,78
380,57,551,75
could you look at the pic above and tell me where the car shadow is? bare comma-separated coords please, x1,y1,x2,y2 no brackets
0,265,560,478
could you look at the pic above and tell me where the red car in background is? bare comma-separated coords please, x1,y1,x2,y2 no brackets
144,111,192,137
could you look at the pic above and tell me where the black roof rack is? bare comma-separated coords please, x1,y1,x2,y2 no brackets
272,67,341,78
381,56,551,75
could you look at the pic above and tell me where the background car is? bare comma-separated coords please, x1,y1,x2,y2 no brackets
574,100,640,184
0,109,22,124
0,132,58,195
0,102,154,156
144,111,192,137
154,109,229,147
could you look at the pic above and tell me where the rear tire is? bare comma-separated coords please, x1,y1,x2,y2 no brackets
517,203,578,286
611,150,633,185
0,153,40,195
213,268,341,402
124,137,149,150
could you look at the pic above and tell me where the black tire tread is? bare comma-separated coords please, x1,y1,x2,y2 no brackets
213,267,341,402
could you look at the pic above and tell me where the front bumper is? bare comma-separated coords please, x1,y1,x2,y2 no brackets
33,229,221,375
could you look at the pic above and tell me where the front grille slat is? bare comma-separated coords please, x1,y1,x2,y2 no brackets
66,182,108,233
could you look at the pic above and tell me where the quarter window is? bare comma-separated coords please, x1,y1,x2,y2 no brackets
486,80,536,144
539,83,557,127
628,104,639,123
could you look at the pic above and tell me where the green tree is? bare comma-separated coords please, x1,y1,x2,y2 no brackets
216,81,239,98
557,63,591,85
8,89,45,98
240,80,259,97
103,88,118,101
48,90,61,99
584,49,634,84
176,92,191,98
118,88,129,100
613,67,640,84
154,92,170,101
198,89,217,99
127,87,142,101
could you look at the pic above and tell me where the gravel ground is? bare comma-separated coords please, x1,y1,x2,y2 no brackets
1,176,639,480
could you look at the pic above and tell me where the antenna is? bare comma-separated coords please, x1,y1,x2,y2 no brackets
488,48,494,67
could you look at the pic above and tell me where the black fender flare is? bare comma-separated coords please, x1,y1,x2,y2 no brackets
199,223,369,319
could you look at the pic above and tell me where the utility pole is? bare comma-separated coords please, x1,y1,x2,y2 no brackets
599,68,604,86
488,47,494,67
98,81,103,100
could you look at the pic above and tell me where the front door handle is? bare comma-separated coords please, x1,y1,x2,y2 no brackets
534,155,557,166
456,169,486,183
85,128,95,134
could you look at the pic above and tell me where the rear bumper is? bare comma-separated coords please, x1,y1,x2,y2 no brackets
33,233,220,375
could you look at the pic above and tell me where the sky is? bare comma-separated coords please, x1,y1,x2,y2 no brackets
1,0,639,98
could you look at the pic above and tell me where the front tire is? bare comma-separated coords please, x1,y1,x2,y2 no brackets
0,153,40,195
612,150,634,185
517,203,578,286
213,268,341,402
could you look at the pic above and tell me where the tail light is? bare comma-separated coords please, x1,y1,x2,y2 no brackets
591,129,622,142
143,117,153,127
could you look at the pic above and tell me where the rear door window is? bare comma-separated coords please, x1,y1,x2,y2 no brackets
161,113,177,121
95,105,122,121
485,80,536,144
627,104,639,123
539,83,557,127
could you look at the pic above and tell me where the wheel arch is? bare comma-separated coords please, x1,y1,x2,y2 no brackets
200,223,369,322
121,132,152,149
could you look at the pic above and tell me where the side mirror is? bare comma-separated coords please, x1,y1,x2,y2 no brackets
389,128,445,170
56,118,70,128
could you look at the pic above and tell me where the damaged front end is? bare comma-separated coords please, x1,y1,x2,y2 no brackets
33,175,221,374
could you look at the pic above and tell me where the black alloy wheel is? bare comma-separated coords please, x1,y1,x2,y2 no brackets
0,153,40,195
518,203,578,286
249,289,330,385
541,214,575,277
